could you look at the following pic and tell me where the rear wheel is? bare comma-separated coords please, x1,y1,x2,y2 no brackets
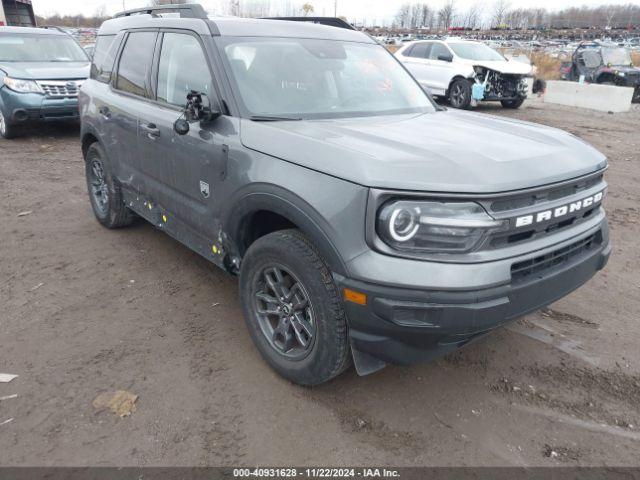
448,78,472,109
84,142,134,228
0,110,19,139
239,229,350,386
501,97,526,109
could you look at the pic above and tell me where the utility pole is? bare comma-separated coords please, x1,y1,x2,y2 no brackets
334,0,337,17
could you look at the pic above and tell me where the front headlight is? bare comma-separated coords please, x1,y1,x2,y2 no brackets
377,200,508,253
3,77,44,94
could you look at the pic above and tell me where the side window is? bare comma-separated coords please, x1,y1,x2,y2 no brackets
406,42,431,59
90,35,117,83
156,33,213,107
115,31,157,98
429,43,450,61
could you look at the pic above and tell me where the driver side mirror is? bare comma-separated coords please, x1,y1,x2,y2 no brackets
437,54,453,62
174,90,222,136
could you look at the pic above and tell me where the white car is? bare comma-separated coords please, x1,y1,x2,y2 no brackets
395,39,533,109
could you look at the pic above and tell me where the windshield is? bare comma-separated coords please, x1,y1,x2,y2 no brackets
601,47,632,66
448,43,505,62
0,34,88,62
218,37,435,119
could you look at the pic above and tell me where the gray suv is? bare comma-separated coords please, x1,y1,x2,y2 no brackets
80,4,611,385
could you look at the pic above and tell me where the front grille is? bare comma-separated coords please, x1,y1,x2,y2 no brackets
490,174,603,213
510,233,599,283
36,80,84,98
476,171,607,250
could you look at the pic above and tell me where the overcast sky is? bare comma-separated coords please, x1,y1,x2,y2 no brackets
32,0,640,25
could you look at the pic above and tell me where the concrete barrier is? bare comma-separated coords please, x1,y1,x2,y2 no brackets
543,81,634,113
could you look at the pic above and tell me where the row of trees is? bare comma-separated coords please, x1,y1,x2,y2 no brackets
35,0,318,27
394,2,640,30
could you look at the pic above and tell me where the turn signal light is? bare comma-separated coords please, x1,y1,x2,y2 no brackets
344,288,367,305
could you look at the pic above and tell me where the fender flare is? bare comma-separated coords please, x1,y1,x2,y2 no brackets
222,184,349,277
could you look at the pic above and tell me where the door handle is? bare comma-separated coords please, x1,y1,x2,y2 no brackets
99,106,111,119
140,122,160,139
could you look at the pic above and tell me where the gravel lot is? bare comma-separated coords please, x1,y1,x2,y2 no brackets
1,100,639,467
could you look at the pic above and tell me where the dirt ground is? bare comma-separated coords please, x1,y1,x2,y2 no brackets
1,100,639,467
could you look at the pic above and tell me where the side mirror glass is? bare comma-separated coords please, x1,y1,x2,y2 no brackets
437,54,453,62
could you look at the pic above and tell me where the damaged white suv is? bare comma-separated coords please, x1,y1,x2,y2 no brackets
395,38,532,109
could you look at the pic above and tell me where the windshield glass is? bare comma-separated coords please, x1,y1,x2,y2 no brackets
218,37,435,119
602,47,632,66
448,43,505,61
0,34,88,62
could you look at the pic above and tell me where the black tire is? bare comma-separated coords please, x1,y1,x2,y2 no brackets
0,109,19,139
84,142,134,228
448,78,472,109
239,229,351,386
501,97,526,109
632,87,640,104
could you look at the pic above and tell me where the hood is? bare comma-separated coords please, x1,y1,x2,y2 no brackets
458,58,532,75
240,111,607,193
0,62,90,80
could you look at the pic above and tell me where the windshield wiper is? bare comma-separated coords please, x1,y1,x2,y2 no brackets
249,115,302,122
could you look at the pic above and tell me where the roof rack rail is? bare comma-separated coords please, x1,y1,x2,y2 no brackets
263,17,355,31
114,3,207,19
39,25,68,33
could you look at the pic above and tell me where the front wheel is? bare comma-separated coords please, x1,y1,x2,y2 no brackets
239,229,351,386
0,110,19,139
633,86,640,104
501,97,526,109
448,78,472,109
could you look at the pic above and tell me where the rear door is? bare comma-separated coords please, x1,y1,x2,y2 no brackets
136,29,227,240
399,42,433,90
109,30,158,191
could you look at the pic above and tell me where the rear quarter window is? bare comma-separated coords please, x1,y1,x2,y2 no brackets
90,35,117,83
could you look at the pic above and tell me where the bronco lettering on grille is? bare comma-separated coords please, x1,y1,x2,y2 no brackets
515,191,604,228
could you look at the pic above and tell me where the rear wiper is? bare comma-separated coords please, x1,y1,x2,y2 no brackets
249,115,302,122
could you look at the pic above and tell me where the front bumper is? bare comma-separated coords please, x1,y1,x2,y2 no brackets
0,88,79,123
337,221,610,369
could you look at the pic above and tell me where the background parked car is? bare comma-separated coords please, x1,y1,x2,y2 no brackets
0,26,90,138
395,38,532,109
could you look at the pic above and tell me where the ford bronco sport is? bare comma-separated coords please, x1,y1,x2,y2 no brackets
80,4,611,386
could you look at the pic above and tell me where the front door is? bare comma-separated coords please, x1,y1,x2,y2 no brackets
136,30,226,241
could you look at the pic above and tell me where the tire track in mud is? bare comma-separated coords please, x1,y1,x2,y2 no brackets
488,363,640,433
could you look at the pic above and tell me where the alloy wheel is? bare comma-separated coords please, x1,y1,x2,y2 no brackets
0,111,6,136
450,84,466,108
88,158,109,216
253,265,316,360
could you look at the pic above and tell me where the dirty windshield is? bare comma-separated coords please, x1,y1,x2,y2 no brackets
601,47,632,66
218,37,435,119
0,34,88,62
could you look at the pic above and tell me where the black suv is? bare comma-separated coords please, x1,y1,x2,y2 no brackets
80,5,610,385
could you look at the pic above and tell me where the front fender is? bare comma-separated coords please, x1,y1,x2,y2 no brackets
222,184,351,277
